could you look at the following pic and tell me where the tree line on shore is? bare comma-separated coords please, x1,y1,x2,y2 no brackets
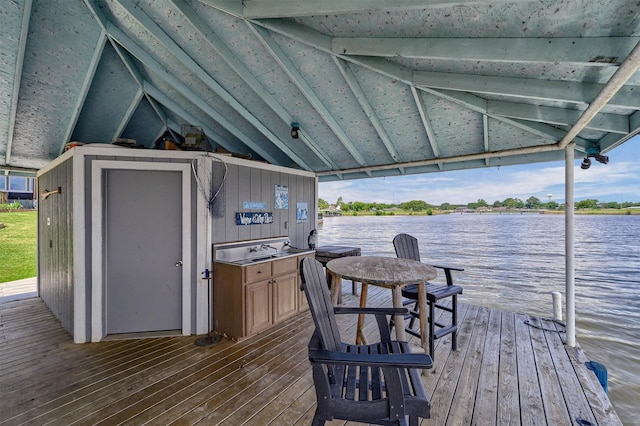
319,196,640,213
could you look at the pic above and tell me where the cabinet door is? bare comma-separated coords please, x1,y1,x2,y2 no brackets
272,272,298,323
245,279,272,336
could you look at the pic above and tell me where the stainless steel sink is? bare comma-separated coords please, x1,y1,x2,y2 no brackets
213,238,315,266
250,255,279,262
230,254,281,265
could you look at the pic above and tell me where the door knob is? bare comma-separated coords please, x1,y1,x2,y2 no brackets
175,261,183,267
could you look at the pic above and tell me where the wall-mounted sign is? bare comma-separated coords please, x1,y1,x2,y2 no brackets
296,202,308,223
236,212,274,225
275,184,288,209
243,201,266,209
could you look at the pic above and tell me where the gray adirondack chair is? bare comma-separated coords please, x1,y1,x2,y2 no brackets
299,257,432,426
392,233,464,359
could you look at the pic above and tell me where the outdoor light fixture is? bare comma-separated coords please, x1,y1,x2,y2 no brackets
581,144,609,170
291,122,300,139
594,153,609,164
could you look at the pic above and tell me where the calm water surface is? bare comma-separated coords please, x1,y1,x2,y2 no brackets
317,214,639,424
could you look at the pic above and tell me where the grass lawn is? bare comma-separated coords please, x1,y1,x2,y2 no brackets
0,210,37,283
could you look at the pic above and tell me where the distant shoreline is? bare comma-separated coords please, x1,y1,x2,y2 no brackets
320,209,640,217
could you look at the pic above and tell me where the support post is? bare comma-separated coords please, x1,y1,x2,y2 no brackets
552,291,562,321
565,145,576,347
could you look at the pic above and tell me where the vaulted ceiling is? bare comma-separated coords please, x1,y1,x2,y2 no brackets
2,0,640,181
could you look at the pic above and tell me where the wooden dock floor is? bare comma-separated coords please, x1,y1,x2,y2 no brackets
0,281,621,425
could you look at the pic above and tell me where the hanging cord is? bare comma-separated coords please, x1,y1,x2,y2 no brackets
524,319,566,333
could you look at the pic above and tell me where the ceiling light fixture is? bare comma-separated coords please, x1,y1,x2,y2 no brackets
291,122,300,139
580,158,591,169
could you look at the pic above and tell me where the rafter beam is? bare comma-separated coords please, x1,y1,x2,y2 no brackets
414,71,640,110
558,39,640,149
253,19,589,144
58,31,107,155
111,88,143,142
196,0,242,16
316,141,568,178
419,88,589,146
333,57,402,163
107,24,282,165
144,84,242,153
4,0,32,165
598,110,640,152
333,37,638,66
253,19,334,52
113,0,312,170
85,0,176,137
247,23,370,171
109,40,177,137
482,115,490,166
169,0,334,169
241,0,525,18
411,87,442,170
487,100,629,134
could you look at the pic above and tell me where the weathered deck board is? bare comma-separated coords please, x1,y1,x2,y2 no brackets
514,312,546,424
421,303,479,425
543,318,598,425
497,311,520,425
443,305,490,425
0,280,621,426
528,315,574,425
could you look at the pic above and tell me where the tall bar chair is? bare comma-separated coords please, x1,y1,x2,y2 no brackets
392,233,464,359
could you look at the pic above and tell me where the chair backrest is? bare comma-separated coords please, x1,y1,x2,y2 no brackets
299,257,342,351
393,233,421,261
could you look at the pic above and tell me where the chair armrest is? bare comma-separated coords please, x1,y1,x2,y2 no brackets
428,263,464,272
334,307,408,316
309,348,433,369
425,263,463,286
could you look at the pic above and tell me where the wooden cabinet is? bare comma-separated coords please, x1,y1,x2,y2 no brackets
214,254,306,340
245,256,298,335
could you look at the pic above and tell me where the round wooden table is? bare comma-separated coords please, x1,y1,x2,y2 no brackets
326,256,436,353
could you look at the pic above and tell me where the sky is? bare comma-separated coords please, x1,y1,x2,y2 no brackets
319,136,640,206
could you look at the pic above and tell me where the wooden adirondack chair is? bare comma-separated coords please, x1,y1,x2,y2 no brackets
392,233,464,359
299,257,432,426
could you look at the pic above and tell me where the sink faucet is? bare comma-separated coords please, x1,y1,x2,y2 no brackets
261,244,277,252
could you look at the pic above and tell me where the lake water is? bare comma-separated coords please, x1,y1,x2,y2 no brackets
317,213,639,424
